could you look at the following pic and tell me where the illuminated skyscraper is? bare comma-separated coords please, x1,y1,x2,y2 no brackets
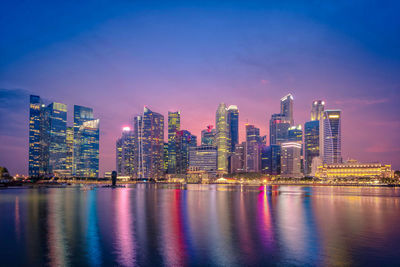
73,105,93,175
167,111,180,174
66,126,74,176
304,120,320,175
321,110,342,164
47,102,68,177
281,142,302,178
116,127,135,177
227,105,239,152
230,142,245,173
311,100,325,121
201,125,216,146
280,93,294,125
175,130,197,174
245,124,261,172
269,113,290,145
29,95,46,177
134,107,164,180
163,142,168,173
216,103,229,174
75,119,99,178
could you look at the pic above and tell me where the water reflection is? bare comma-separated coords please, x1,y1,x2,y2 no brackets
1,185,400,266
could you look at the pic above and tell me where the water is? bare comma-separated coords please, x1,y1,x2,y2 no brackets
1,184,400,266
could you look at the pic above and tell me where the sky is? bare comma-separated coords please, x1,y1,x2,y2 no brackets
1,0,399,175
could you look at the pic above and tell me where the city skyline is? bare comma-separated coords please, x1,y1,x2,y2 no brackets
1,1,400,175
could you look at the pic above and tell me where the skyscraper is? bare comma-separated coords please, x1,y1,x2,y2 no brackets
116,127,135,177
269,114,290,145
47,102,68,177
75,119,99,178
227,105,239,152
304,120,320,175
281,142,302,178
29,95,46,177
73,105,93,175
73,105,99,178
311,100,325,121
175,130,197,174
216,103,229,174
280,93,294,125
287,125,303,143
245,124,261,172
134,107,164,180
201,125,216,146
230,142,245,173
167,111,180,174
66,126,74,176
321,110,342,164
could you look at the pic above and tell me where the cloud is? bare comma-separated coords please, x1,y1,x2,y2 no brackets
334,98,389,106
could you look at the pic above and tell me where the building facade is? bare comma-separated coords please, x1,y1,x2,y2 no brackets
116,127,135,177
245,124,261,172
167,111,180,174
304,120,320,176
201,125,216,146
281,142,302,178
321,110,342,164
280,93,294,126
216,103,229,174
189,145,217,177
227,105,239,152
269,113,291,145
316,160,393,179
134,107,164,180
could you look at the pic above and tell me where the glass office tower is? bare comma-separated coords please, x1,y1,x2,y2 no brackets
201,125,216,146
47,102,68,177
269,113,290,145
245,124,261,172
175,130,197,174
167,111,180,174
227,105,239,152
134,107,164,180
321,110,342,164
116,127,135,177
280,93,294,126
304,120,320,175
75,119,99,178
216,103,229,174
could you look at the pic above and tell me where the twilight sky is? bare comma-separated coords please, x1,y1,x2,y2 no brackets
1,0,399,175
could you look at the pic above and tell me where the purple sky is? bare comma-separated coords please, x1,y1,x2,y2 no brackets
1,1,399,175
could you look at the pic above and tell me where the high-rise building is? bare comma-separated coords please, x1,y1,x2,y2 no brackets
304,120,320,175
201,125,216,146
245,124,261,172
288,125,303,143
189,145,217,177
281,142,302,178
230,142,245,173
216,103,229,174
269,113,290,145
227,105,239,152
29,95,47,177
47,102,68,177
75,119,99,178
321,110,342,164
73,105,99,178
280,93,294,125
261,145,281,175
167,111,180,174
175,130,197,174
311,100,325,121
116,127,135,177
73,105,93,175
163,142,168,173
66,126,74,176
134,107,164,180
